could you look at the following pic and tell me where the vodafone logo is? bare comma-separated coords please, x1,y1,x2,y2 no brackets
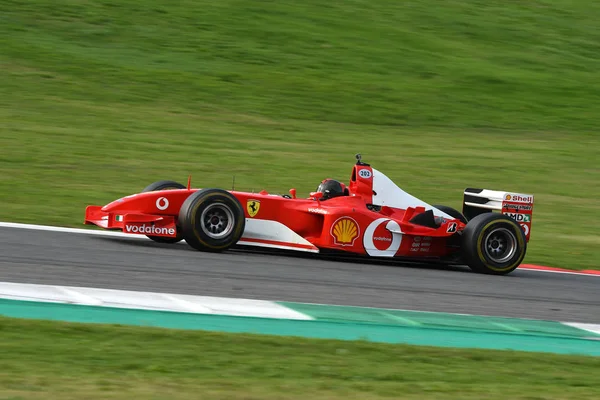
125,224,176,236
156,197,169,210
363,218,402,257
373,236,391,242
520,223,530,236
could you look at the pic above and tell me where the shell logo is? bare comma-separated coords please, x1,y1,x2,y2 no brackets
330,217,360,246
505,194,512,200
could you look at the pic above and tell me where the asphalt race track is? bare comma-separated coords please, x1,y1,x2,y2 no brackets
1,226,599,323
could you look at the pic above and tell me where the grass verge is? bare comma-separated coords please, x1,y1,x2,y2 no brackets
1,1,599,269
1,316,600,400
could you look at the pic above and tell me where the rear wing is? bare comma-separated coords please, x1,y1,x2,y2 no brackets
462,188,534,241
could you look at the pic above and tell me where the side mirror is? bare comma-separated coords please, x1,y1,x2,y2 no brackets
289,188,297,199
310,191,324,200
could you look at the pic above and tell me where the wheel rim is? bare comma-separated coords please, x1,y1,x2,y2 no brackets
200,203,235,239
483,227,517,263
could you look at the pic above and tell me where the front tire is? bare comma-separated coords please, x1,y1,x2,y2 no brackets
461,213,527,275
141,180,186,244
178,188,245,252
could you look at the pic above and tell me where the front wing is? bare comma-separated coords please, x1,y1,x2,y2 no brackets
84,206,178,238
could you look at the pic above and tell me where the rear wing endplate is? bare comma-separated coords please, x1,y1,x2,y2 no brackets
462,188,534,241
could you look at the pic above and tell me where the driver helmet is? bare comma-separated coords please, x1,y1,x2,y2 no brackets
316,179,348,199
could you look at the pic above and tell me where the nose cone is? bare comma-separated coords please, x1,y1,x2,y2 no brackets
99,189,190,215
101,194,140,212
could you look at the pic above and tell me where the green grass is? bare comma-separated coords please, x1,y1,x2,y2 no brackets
1,0,599,269
1,316,599,400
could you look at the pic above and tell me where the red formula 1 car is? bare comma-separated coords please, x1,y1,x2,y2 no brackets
85,154,534,275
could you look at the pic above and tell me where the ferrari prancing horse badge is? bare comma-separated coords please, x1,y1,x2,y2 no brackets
247,199,260,217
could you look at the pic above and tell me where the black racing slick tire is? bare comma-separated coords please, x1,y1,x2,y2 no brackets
178,188,245,253
432,204,468,224
142,180,186,193
461,213,527,275
141,180,186,244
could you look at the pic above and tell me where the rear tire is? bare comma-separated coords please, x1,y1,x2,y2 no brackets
432,204,468,224
461,213,527,275
179,188,245,252
141,180,186,244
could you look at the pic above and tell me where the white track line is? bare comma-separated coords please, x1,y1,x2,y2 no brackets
518,268,600,277
1,281,597,336
0,281,313,320
0,221,146,239
1,222,598,277
563,322,600,336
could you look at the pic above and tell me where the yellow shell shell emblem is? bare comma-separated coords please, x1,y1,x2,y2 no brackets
331,217,359,246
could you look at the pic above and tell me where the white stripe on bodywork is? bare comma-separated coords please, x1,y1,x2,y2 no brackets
240,218,319,251
0,281,314,320
237,240,319,253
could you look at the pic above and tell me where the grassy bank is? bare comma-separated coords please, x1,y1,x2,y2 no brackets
1,316,599,399
1,0,598,269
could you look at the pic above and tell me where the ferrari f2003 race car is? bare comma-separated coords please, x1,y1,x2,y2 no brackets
85,154,534,275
